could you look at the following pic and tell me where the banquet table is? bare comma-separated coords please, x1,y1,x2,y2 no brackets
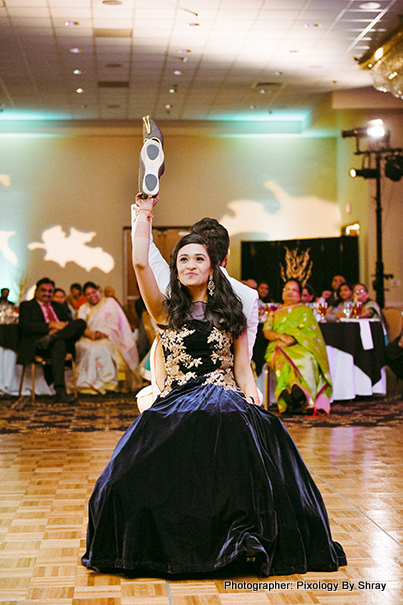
319,318,386,401
0,323,55,396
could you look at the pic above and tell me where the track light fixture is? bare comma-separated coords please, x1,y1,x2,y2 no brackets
384,155,403,182
349,168,378,179
341,118,401,309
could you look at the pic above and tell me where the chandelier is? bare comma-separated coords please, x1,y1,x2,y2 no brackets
359,22,403,99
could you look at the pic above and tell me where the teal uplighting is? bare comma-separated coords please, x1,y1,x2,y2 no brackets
0,109,70,121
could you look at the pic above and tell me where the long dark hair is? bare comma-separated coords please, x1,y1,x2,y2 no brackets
165,233,247,339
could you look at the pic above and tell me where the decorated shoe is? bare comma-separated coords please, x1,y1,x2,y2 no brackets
138,115,165,198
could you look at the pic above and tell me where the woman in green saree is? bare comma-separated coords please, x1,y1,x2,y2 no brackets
263,279,332,415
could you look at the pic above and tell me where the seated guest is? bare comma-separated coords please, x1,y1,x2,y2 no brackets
301,283,315,304
0,287,15,307
320,274,345,306
74,282,140,394
352,283,382,319
263,279,332,415
104,285,121,305
53,288,72,318
325,281,354,321
18,277,86,403
257,281,271,322
66,283,86,317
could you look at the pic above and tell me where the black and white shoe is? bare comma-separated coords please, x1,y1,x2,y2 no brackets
138,115,165,198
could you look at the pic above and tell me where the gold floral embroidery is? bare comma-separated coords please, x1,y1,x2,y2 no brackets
204,368,240,392
160,327,201,396
207,327,233,369
159,324,239,397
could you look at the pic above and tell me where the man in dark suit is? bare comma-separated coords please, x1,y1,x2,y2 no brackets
18,277,86,403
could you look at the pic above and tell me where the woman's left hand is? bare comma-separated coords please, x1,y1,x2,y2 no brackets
278,334,296,347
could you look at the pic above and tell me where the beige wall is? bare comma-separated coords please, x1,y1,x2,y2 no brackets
0,110,402,306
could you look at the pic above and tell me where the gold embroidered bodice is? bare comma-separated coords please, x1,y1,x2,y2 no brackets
159,320,241,397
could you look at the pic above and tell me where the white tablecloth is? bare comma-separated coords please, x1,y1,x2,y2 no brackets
0,347,55,396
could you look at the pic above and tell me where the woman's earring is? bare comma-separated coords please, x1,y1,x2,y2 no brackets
208,274,215,296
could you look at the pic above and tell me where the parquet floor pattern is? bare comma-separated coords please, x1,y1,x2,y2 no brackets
0,426,402,605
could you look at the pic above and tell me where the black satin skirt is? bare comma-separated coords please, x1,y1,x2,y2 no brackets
81,380,346,577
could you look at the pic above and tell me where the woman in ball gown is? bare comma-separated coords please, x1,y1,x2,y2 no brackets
81,195,346,578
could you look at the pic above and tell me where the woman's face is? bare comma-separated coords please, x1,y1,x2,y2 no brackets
339,284,352,300
282,281,301,306
176,243,211,290
85,287,101,306
53,290,66,304
258,283,269,300
301,288,313,303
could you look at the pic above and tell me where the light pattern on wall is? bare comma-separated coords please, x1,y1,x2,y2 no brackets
0,175,11,187
28,226,115,273
0,231,18,265
220,181,341,239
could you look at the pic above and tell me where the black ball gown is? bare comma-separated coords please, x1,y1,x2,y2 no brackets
82,306,346,577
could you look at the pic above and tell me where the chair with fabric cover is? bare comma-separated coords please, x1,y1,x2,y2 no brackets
136,335,166,413
18,354,77,403
382,307,403,342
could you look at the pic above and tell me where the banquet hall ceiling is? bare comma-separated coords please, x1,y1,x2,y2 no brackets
0,0,402,124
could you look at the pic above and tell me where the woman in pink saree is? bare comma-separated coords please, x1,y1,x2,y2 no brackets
75,282,139,394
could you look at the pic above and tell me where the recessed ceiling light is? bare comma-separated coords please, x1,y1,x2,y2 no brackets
304,23,321,28
73,69,83,75
70,47,82,54
169,87,177,93
186,22,200,27
271,71,282,76
249,105,256,109
178,49,191,54
174,70,182,76
288,49,298,53
165,104,171,109
76,88,84,93
259,89,266,94
80,104,88,108
359,2,381,9
65,21,79,27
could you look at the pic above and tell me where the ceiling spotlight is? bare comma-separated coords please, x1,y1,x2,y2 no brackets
271,71,282,76
76,88,85,93
249,105,256,109
73,69,83,75
65,21,79,27
349,168,378,179
165,104,171,109
186,22,200,27
174,70,182,75
359,2,381,8
384,156,403,181
178,49,191,54
304,23,321,28
70,47,82,54
169,87,177,93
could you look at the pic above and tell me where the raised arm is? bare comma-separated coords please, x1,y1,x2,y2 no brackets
131,194,170,295
131,194,166,325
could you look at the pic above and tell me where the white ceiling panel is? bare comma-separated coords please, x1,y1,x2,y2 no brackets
0,0,402,123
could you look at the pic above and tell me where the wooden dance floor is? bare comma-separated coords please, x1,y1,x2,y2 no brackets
0,424,402,605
